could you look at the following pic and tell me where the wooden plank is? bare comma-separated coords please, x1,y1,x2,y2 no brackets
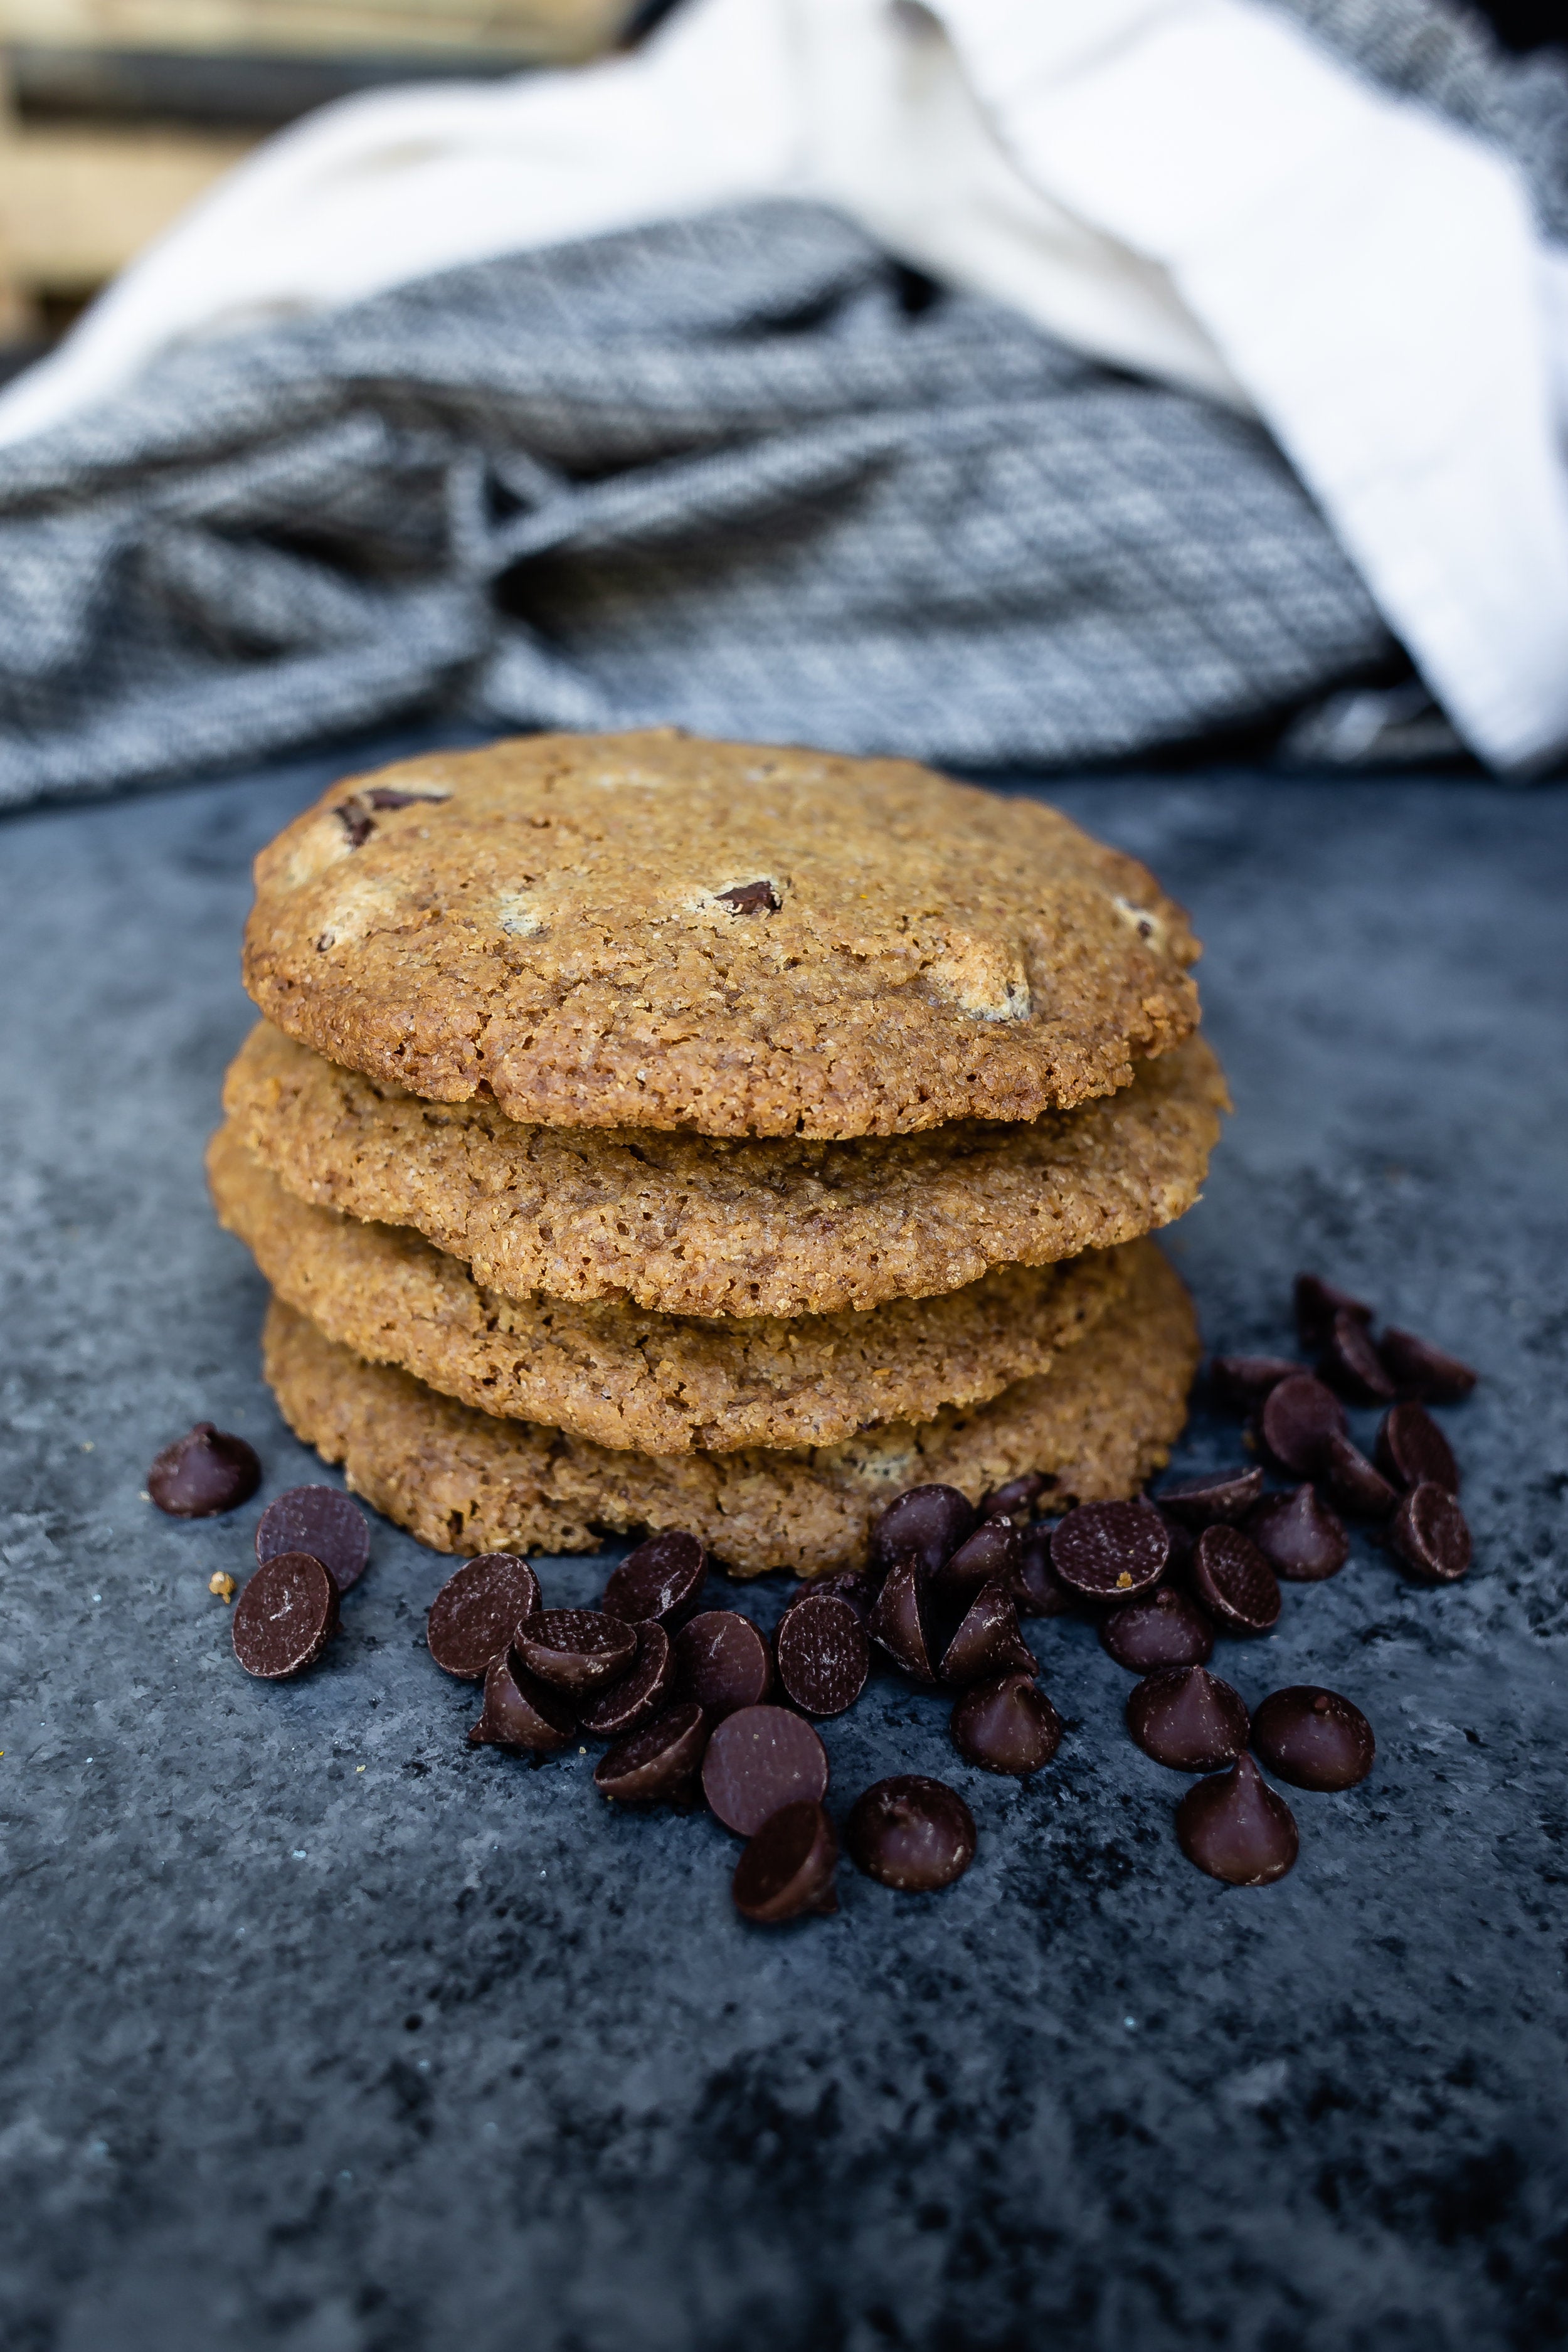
0,120,253,286
0,0,632,61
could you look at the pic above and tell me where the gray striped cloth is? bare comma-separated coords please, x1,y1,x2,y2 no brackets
0,0,1561,807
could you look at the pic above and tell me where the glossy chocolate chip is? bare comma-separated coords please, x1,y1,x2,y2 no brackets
1318,1308,1398,1404
334,798,374,847
1294,1273,1373,1351
1050,1498,1169,1602
933,1518,1020,1602
1318,1431,1397,1521
869,1485,976,1578
714,879,780,914
1157,1466,1264,1527
364,786,447,811
773,1593,869,1718
673,1609,772,1719
980,1471,1051,1525
1246,1485,1348,1582
232,1552,338,1679
514,1608,638,1695
577,1621,675,1737
600,1529,707,1627
1012,1526,1073,1618
255,1485,370,1592
1389,1482,1472,1582
867,1557,937,1680
426,1553,541,1679
1126,1665,1249,1772
1190,1525,1281,1633
1251,1686,1375,1791
1376,1401,1459,1496
701,1706,829,1836
1259,1374,1346,1476
1098,1586,1215,1671
1176,1753,1298,1885
950,1673,1062,1776
1377,1327,1477,1404
148,1422,262,1518
845,1776,977,1892
1210,1355,1301,1411
467,1648,576,1752
594,1702,707,1805
732,1800,839,1923
939,1579,1035,1685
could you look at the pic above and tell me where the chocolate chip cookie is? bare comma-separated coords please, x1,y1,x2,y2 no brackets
225,1020,1226,1319
242,733,1200,1138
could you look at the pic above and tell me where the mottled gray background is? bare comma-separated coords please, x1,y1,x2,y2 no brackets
2,741,1565,2352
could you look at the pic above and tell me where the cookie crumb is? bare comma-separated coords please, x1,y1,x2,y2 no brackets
209,1571,237,1603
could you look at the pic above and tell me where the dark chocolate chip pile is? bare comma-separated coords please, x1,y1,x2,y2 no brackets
179,1269,1473,1907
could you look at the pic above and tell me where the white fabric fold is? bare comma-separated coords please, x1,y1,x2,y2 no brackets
3,0,1565,768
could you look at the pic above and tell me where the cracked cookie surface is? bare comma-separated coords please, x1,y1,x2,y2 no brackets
242,731,1200,1138
211,1125,1132,1455
225,1022,1226,1320
261,1238,1199,1576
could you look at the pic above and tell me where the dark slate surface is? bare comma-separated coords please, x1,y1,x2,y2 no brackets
3,741,1566,2352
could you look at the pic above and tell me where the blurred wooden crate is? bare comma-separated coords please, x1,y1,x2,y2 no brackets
0,0,637,332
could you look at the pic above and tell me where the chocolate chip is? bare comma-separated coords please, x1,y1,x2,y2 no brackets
600,1530,706,1627
1389,1481,1472,1582
1318,1307,1398,1404
335,799,375,847
1176,1753,1298,1885
1012,1525,1074,1618
577,1621,675,1737
869,1485,976,1578
1126,1665,1250,1771
773,1593,869,1717
701,1705,829,1836
1294,1273,1373,1351
1251,1686,1375,1791
232,1552,339,1679
468,1648,577,1752
938,1579,1035,1685
673,1609,772,1719
1375,1400,1459,1496
867,1557,937,1680
731,1799,839,1923
1098,1586,1215,1671
255,1485,370,1592
426,1552,541,1680
1318,1431,1397,1520
933,1517,1019,1602
844,1776,977,1892
1210,1355,1301,1411
1259,1372,1347,1476
1377,1327,1477,1404
714,879,780,914
1189,1524,1281,1633
1246,1485,1348,1581
1050,1498,1170,1602
147,1422,261,1518
1157,1466,1265,1527
594,1702,707,1805
783,1568,874,1622
950,1673,1062,1775
980,1471,1051,1524
513,1608,638,1695
364,787,447,810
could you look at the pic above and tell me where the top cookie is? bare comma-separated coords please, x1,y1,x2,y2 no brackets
243,732,1199,1138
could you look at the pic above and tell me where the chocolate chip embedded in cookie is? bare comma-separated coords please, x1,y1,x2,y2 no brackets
242,732,1200,1139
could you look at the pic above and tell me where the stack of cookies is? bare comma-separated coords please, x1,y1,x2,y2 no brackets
211,731,1226,1577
